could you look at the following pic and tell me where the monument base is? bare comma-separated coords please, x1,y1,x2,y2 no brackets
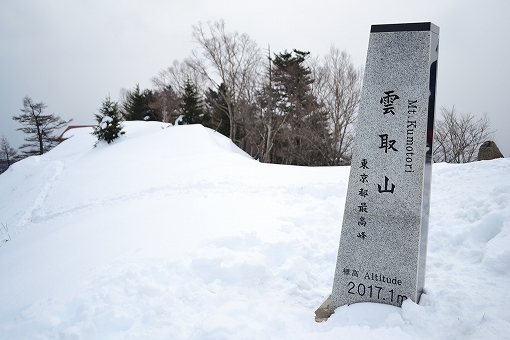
314,295,333,322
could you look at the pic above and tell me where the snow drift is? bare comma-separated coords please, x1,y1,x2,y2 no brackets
0,122,508,339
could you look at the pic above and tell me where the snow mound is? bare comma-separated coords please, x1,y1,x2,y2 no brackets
0,122,509,339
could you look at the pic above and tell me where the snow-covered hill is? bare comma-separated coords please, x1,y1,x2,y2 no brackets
0,122,509,339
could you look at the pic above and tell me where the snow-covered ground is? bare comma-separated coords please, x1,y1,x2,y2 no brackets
0,122,508,339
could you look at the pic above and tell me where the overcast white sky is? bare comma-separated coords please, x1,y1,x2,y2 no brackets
1,0,509,157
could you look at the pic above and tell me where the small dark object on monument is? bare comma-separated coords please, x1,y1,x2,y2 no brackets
477,141,504,161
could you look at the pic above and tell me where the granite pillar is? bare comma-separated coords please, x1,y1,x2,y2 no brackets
328,22,439,313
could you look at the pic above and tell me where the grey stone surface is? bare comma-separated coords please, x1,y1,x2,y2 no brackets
314,295,332,322
330,23,439,313
478,141,504,161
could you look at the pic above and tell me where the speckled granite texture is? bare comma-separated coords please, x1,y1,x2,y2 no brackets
330,23,439,312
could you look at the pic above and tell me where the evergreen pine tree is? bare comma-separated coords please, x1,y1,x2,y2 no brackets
121,84,161,121
271,49,330,165
206,83,230,137
92,96,125,145
178,80,209,125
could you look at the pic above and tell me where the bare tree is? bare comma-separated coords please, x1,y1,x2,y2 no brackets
152,59,207,94
433,106,493,163
146,85,181,124
0,135,18,172
13,96,71,156
188,20,262,144
256,47,285,163
311,47,363,165
151,60,209,124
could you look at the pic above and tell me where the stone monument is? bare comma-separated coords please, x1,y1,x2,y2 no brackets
323,22,439,318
